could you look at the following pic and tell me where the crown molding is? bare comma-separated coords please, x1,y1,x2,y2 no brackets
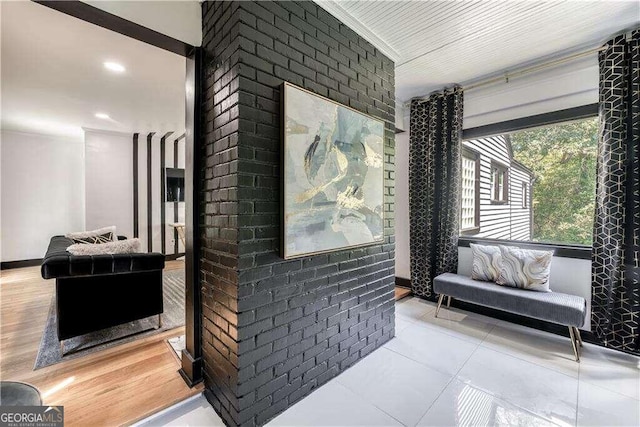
316,0,401,64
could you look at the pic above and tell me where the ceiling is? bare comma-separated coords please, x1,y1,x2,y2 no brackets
319,0,639,102
1,1,186,139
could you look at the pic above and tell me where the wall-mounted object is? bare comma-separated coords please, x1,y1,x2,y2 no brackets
165,167,184,202
281,82,385,259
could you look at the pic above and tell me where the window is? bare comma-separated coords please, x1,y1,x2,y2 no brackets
490,162,508,204
460,148,480,234
459,114,597,246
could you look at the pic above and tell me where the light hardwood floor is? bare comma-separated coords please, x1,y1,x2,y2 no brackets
0,260,203,426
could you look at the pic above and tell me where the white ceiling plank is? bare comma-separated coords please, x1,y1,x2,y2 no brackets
327,0,639,102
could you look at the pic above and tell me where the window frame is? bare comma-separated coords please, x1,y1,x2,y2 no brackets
460,104,598,250
489,161,509,205
460,147,481,235
521,182,528,208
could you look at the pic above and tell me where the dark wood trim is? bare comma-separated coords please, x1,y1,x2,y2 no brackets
180,47,203,386
1,259,42,270
133,133,139,238
462,104,599,140
395,277,411,288
458,236,591,260
165,253,186,261
33,1,194,57
160,132,173,255
174,138,179,255
147,132,155,253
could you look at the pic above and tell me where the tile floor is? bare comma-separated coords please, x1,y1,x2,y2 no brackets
136,297,640,427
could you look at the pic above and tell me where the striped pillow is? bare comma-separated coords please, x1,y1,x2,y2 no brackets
470,243,502,282
66,226,116,244
496,245,554,292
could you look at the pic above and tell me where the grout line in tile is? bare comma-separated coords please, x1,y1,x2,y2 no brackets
475,329,581,380
412,309,498,345
332,361,410,427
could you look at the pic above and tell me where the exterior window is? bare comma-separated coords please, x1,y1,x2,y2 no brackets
490,162,508,203
460,116,597,246
460,148,480,234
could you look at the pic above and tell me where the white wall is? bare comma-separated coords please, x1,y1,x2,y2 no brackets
83,0,202,47
395,132,410,279
464,56,598,129
1,130,85,261
84,129,134,238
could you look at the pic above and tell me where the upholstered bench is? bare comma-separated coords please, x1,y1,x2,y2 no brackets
433,272,587,361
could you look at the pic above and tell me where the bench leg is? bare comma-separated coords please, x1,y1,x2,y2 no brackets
446,295,452,308
60,340,65,356
574,327,583,347
435,294,445,318
568,327,580,362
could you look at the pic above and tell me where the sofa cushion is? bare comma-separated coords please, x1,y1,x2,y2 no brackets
470,243,502,282
41,236,165,279
66,226,116,244
496,245,554,292
66,238,141,256
434,272,586,327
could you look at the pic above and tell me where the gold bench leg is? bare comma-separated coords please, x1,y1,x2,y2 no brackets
575,327,583,347
568,327,580,362
435,294,445,318
157,314,163,329
446,295,452,308
60,340,65,356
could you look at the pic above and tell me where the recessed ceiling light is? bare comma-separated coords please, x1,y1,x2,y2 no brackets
103,61,125,73
95,113,110,120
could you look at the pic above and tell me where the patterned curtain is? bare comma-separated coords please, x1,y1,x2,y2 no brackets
592,30,639,355
409,87,463,299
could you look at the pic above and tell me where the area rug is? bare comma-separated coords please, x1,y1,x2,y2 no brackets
34,269,185,370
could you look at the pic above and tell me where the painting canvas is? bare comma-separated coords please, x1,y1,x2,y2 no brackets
282,83,384,259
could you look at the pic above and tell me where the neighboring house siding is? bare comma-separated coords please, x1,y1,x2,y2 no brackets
462,136,532,240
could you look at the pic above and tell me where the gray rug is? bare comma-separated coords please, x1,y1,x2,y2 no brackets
34,269,185,370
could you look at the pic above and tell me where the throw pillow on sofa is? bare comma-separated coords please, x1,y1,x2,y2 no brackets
67,238,141,256
470,243,503,282
66,226,116,244
496,245,554,292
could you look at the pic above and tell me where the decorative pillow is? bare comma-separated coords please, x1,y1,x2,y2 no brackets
470,243,502,282
66,238,141,256
496,245,554,292
66,226,116,244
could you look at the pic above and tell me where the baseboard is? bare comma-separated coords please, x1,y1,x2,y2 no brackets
395,277,410,288
165,253,186,261
1,258,42,270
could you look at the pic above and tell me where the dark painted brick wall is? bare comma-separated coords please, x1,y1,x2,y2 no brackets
201,1,396,426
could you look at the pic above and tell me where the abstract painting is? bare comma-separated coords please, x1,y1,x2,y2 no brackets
282,82,384,259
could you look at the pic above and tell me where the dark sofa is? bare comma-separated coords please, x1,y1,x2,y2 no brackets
41,236,165,351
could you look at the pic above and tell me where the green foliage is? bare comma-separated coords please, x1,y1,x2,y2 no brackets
510,118,598,245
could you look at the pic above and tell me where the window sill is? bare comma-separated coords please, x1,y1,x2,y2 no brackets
490,200,509,205
460,227,480,236
458,236,592,260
